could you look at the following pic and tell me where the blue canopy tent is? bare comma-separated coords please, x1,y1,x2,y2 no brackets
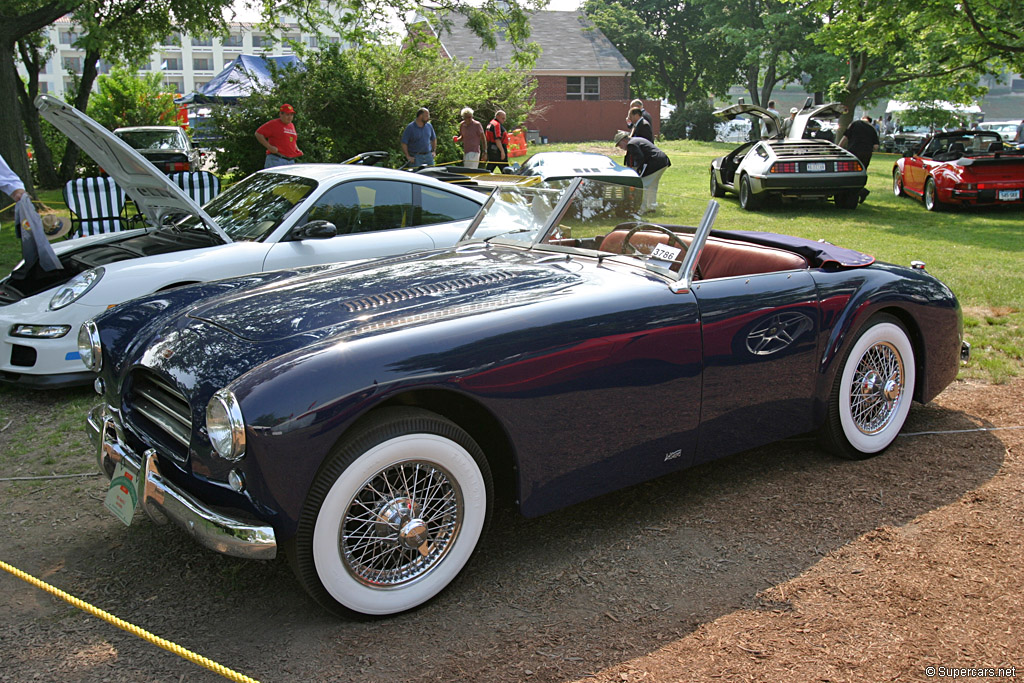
176,54,304,105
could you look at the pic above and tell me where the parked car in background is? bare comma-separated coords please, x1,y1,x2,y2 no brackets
881,124,931,154
113,125,202,173
977,120,1021,143
710,102,867,210
0,95,485,388
892,129,1024,211
84,177,966,618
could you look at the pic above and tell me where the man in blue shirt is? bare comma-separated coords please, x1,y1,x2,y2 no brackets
401,108,437,167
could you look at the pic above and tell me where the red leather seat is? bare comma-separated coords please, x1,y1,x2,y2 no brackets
598,229,807,279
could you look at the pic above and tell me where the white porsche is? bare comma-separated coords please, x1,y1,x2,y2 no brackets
0,96,485,388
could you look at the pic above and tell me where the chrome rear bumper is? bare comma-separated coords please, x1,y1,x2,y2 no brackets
87,404,277,559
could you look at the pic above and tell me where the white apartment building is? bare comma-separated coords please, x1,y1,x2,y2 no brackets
25,15,348,100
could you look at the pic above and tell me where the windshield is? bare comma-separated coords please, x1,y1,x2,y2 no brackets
462,178,710,281
177,171,317,241
116,129,186,150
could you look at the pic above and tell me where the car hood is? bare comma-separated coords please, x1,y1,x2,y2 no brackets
186,248,578,343
35,94,229,243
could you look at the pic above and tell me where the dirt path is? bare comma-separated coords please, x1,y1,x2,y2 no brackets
1,378,1021,682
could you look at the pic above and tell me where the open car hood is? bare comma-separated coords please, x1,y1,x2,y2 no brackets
714,104,781,139
35,95,230,243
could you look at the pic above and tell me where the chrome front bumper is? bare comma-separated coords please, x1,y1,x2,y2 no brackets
87,404,277,560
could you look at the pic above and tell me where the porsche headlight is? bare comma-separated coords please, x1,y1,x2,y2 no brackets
77,320,102,372
50,267,104,310
206,389,246,461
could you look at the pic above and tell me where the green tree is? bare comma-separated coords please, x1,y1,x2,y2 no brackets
583,0,742,110
719,0,840,110
1,1,81,195
804,0,1002,135
87,67,177,129
961,0,1024,64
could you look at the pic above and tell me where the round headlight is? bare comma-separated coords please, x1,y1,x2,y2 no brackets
50,267,105,311
206,389,246,461
77,320,102,372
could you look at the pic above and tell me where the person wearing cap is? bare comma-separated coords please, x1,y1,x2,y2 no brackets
401,107,437,167
614,130,671,213
255,104,303,169
780,107,799,138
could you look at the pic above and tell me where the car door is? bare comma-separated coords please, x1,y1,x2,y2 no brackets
261,179,436,272
692,270,821,465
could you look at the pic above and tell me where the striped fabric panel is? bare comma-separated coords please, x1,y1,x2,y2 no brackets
62,177,127,239
168,171,221,207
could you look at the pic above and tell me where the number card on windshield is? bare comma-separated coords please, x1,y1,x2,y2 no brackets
649,243,682,268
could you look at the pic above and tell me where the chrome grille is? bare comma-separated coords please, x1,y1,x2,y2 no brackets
128,370,192,460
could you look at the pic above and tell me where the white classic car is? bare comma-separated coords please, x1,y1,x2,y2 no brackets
0,95,485,388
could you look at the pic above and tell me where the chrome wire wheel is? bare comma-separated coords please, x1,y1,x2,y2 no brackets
822,315,916,459
294,408,491,617
341,459,462,588
848,340,904,435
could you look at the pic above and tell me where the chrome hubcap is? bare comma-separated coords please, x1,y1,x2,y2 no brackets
342,461,462,587
850,342,904,435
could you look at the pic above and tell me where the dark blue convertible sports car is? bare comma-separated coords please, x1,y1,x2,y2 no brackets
82,179,967,617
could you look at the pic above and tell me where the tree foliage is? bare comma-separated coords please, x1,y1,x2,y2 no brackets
717,0,840,109
87,67,177,129
582,0,742,110
804,0,1005,135
211,44,535,178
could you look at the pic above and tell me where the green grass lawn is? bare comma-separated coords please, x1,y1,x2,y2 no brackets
2,142,1020,382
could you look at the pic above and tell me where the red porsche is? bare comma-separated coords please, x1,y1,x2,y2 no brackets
892,130,1024,211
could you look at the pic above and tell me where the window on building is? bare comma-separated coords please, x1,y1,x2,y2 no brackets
97,60,111,75
566,76,599,101
62,57,83,74
192,36,213,47
224,34,243,47
193,57,213,71
59,31,79,45
253,34,273,48
38,82,50,94
161,33,181,46
164,80,184,94
306,36,319,48
223,54,240,67
162,58,183,71
327,36,341,44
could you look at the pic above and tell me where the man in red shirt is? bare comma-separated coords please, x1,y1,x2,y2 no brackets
255,104,303,168
485,110,509,172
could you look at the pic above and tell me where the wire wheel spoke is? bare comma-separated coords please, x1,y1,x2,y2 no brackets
849,342,904,434
341,460,462,587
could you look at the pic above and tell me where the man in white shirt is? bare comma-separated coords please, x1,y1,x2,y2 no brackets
1,152,27,202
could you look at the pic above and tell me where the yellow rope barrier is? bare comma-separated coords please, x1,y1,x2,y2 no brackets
0,559,260,683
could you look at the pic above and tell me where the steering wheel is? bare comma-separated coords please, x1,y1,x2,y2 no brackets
619,223,702,279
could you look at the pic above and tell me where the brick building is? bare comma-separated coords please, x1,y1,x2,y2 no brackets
434,11,658,143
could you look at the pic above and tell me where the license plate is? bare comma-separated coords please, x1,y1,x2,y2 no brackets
807,162,827,172
104,461,139,526
997,189,1020,201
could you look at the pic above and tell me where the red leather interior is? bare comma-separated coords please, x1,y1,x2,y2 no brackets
598,229,808,279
